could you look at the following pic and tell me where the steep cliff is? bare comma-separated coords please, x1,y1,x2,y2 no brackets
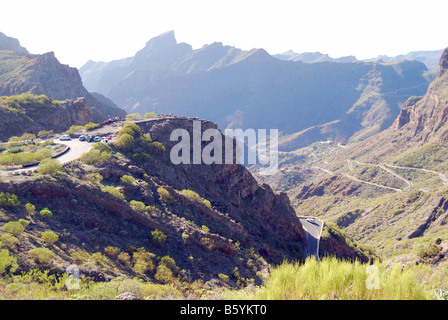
0,94,92,141
0,32,126,123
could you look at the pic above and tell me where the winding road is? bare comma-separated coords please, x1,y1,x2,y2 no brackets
299,217,324,261
0,138,92,176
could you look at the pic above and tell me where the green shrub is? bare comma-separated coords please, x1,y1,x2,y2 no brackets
102,187,125,200
118,123,142,138
157,187,174,205
148,141,166,155
151,229,167,246
125,113,142,121
144,112,157,119
132,247,155,275
181,189,212,208
28,248,55,265
0,233,19,251
25,203,36,215
41,231,59,244
80,150,111,165
117,252,131,266
0,192,20,208
114,133,135,153
160,256,179,274
84,122,101,131
39,208,53,218
129,200,146,212
37,158,63,175
154,264,175,284
2,221,25,235
86,173,103,185
0,249,18,275
120,175,135,186
38,130,53,138
66,125,83,135
104,246,120,258
18,219,30,228
92,142,112,153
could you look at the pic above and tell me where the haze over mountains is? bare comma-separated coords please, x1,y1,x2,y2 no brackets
80,31,438,150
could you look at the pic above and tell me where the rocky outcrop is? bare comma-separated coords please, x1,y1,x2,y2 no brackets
0,96,92,141
138,117,308,263
0,32,28,54
0,32,126,123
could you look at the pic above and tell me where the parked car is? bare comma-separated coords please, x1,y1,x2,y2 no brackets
79,135,86,141
86,135,95,142
306,218,316,223
59,135,71,141
93,136,102,142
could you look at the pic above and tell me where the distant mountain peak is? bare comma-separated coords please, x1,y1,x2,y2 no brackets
0,32,28,54
143,30,177,49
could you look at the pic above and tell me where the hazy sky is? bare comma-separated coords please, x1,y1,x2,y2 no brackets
0,0,446,68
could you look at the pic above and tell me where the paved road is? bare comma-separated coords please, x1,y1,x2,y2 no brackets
299,217,323,261
0,139,92,175
56,139,92,164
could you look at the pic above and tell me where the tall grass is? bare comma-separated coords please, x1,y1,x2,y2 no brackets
228,257,435,300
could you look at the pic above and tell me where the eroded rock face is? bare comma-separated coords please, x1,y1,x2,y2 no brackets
0,97,92,140
139,117,308,263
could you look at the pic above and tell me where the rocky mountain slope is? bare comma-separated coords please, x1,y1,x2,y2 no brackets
2,116,357,288
0,32,126,123
0,94,92,141
253,48,448,266
80,31,430,149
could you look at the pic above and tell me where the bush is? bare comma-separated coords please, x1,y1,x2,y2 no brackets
151,229,167,246
18,219,30,228
0,192,20,208
181,189,212,208
154,264,175,284
0,233,19,250
38,130,53,138
84,122,101,131
114,133,135,153
39,208,53,218
117,252,131,266
41,231,59,244
147,141,166,155
28,248,55,265
104,246,120,258
144,112,157,119
158,187,174,205
125,113,142,121
160,256,179,274
102,187,125,200
66,125,83,135
132,248,155,275
37,158,63,176
0,249,18,275
80,150,111,165
118,123,142,138
129,200,146,212
86,173,103,185
25,203,36,215
2,221,25,235
120,175,135,186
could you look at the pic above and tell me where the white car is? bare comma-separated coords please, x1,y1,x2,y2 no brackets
306,218,316,223
59,135,71,141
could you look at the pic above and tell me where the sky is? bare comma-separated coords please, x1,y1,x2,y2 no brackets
0,0,447,68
